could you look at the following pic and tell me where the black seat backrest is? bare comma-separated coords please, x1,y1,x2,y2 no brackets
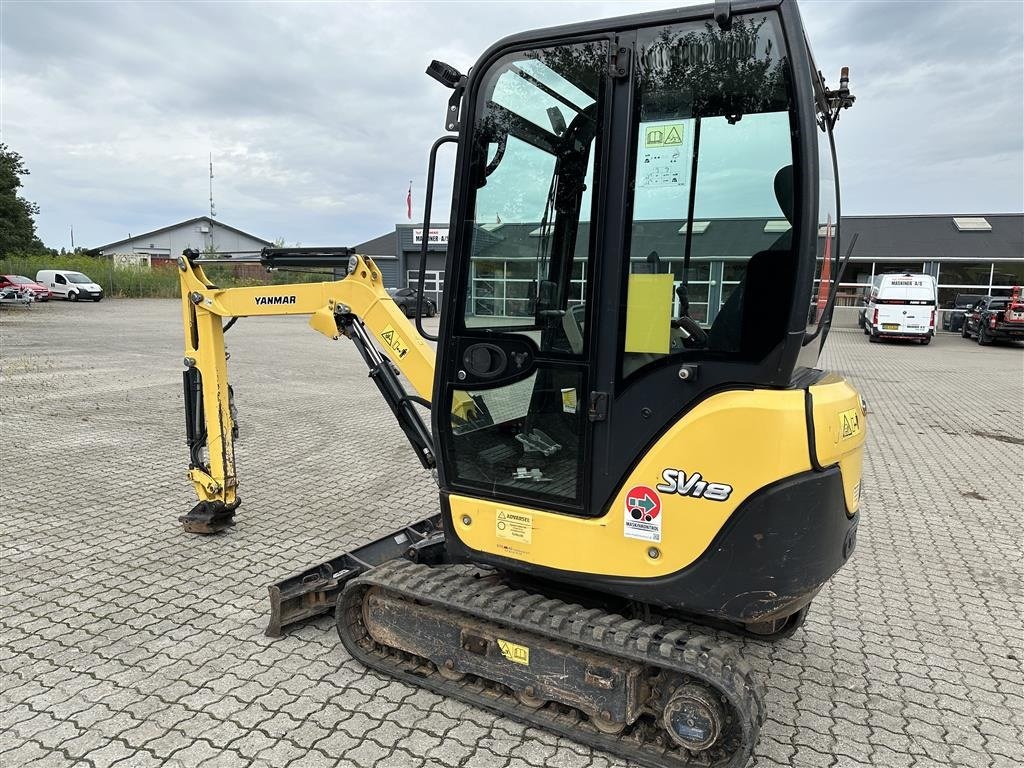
738,248,798,361
707,166,797,360
737,166,797,360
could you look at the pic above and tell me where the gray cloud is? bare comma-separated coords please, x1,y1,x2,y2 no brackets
2,0,1021,250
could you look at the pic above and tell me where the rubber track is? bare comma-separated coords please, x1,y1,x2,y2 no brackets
336,559,766,768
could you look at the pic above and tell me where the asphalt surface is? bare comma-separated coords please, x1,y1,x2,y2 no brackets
1,299,1022,768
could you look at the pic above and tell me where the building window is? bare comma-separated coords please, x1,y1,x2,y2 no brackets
935,261,994,308
407,270,444,306
992,261,1023,287
872,261,924,277
833,261,873,307
936,261,992,287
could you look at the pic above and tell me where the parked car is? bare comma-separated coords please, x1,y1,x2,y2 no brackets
941,292,986,332
961,294,1024,345
0,274,50,301
861,272,937,344
35,269,104,302
388,287,436,318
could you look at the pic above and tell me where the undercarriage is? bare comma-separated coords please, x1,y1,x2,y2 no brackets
338,558,765,768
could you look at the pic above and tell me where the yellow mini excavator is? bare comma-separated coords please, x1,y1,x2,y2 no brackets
174,1,863,765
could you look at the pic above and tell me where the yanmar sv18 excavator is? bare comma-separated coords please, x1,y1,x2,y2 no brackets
174,1,862,765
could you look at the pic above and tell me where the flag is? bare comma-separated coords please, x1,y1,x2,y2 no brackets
815,214,833,322
406,181,412,221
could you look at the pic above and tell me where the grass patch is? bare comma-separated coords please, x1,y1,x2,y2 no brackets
0,253,334,298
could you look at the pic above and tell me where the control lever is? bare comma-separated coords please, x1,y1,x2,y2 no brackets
515,429,561,457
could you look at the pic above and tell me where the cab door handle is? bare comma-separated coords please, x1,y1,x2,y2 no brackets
462,343,507,379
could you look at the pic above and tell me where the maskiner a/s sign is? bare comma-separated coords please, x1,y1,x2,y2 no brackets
413,228,448,245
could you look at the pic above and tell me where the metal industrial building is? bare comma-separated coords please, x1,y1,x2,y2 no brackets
94,216,272,266
355,214,1023,323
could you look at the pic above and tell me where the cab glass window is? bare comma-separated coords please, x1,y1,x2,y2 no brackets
621,15,795,378
459,42,606,356
55,274,67,285
445,41,607,508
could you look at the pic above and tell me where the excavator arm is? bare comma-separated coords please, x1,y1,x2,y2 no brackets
176,247,437,533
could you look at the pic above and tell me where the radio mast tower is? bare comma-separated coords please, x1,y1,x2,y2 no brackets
208,153,217,252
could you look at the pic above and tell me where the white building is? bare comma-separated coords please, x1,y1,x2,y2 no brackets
93,216,271,266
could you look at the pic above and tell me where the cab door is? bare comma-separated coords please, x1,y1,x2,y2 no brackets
434,37,614,514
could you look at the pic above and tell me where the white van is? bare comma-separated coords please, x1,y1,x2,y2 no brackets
862,272,936,344
35,269,104,302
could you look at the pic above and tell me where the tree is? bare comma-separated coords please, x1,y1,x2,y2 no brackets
0,143,46,255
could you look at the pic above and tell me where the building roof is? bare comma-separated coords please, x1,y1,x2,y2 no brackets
462,219,787,261
393,214,1023,262
92,216,272,252
353,231,397,257
840,214,1022,260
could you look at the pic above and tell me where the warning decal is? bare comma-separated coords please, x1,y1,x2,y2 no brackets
561,387,578,414
839,408,862,441
496,509,532,545
380,324,409,359
624,485,662,542
638,120,692,189
645,124,684,148
497,638,530,665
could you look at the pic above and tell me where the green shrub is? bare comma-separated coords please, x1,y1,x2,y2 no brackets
0,253,334,298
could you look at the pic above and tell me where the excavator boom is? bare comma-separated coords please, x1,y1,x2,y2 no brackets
177,248,436,532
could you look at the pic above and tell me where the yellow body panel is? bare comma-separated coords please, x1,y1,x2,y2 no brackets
808,376,867,514
451,388,817,578
452,381,867,578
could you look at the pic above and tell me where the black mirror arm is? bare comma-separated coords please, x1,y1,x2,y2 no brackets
415,135,458,342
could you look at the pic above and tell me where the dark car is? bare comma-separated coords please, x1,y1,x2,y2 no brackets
389,287,437,318
941,293,986,332
961,296,1024,345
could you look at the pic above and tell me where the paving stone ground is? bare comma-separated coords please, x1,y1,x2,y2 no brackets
1,298,1022,768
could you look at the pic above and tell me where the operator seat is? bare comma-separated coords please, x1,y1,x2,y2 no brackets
708,165,798,360
562,303,586,355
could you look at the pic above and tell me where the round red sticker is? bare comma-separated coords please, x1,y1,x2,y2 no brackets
625,485,661,522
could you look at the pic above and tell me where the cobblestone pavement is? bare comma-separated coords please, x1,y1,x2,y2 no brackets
2,299,1021,768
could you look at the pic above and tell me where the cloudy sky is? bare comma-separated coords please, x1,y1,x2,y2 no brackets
3,0,1022,250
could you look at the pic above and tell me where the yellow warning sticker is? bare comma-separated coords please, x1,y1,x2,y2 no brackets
380,324,409,359
496,509,532,545
561,387,578,414
497,639,530,666
645,123,684,148
839,408,862,440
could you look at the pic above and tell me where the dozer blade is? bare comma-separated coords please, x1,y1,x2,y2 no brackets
265,514,444,637
337,559,766,768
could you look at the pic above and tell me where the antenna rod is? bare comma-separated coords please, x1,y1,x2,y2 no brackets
209,153,216,219
209,152,216,252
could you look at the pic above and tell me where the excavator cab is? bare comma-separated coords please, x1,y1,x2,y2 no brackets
173,2,862,765
427,0,862,629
